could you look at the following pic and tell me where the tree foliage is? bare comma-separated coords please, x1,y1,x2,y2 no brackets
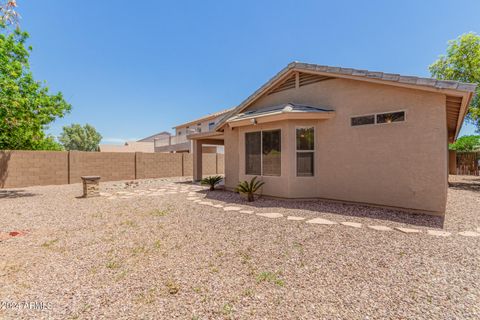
429,32,480,131
0,22,71,150
59,124,102,151
449,135,480,152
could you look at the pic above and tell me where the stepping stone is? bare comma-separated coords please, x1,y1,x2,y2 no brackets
368,225,393,231
395,227,421,234
213,204,224,208
287,216,305,221
240,210,254,214
427,230,451,237
477,227,480,233
107,196,117,200
306,218,337,225
257,212,283,219
223,206,242,211
458,231,480,237
187,197,198,200
193,200,202,203
341,222,362,228
199,201,213,206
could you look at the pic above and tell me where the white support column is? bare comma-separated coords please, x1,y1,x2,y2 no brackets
193,139,203,181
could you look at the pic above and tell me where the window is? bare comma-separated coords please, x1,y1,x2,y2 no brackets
351,115,375,126
351,111,405,126
245,130,281,176
296,127,314,176
208,122,215,131
245,132,261,175
376,111,405,124
262,130,281,176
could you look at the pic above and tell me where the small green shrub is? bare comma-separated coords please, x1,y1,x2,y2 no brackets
150,209,168,217
41,238,59,248
235,176,265,202
166,280,180,294
201,175,223,191
256,271,284,287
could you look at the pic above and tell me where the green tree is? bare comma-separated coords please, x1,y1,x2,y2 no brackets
0,22,71,150
449,135,480,152
59,124,102,151
429,32,480,131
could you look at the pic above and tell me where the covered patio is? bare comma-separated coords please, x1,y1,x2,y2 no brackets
187,131,225,181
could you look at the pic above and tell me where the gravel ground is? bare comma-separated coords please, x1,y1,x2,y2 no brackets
0,176,479,319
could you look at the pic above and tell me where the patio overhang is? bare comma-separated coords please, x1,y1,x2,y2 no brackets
187,131,225,181
225,103,335,128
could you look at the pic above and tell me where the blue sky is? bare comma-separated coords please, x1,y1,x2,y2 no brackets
19,0,480,143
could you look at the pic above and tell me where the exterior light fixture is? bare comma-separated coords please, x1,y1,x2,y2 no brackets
251,118,257,125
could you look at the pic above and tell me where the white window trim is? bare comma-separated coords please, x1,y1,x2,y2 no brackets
295,126,315,177
245,129,281,177
351,110,406,127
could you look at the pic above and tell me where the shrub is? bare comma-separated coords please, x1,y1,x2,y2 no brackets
201,175,223,191
236,176,265,202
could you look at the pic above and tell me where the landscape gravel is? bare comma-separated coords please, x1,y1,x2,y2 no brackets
0,175,479,319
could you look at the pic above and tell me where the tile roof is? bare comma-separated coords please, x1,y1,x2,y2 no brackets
293,62,477,92
215,62,477,131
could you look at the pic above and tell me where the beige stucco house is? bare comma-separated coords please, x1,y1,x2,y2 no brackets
188,62,476,215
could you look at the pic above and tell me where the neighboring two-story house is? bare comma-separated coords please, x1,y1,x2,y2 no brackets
154,108,233,153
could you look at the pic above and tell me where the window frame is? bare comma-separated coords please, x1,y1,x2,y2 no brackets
295,126,315,177
375,110,407,125
208,122,215,131
350,110,406,127
244,129,282,177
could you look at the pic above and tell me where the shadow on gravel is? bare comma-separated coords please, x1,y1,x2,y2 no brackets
201,189,444,229
448,181,480,193
0,190,37,199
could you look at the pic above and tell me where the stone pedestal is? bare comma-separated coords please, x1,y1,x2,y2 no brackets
81,176,101,198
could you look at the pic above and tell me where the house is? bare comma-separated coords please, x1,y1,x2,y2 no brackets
99,132,170,153
188,62,476,215
154,108,233,153
138,131,171,142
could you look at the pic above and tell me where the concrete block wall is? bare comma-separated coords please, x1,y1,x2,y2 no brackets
69,151,135,183
0,151,68,188
0,150,225,188
217,154,225,174
182,154,193,176
202,154,217,175
136,153,183,179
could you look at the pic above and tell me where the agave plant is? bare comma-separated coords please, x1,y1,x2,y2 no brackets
236,176,265,202
201,175,223,191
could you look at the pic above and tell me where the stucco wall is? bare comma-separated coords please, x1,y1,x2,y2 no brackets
224,78,448,214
